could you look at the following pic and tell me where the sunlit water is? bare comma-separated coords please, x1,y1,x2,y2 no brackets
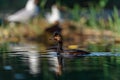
0,44,120,80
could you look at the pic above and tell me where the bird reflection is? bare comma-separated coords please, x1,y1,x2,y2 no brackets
9,44,41,75
27,51,40,75
48,52,63,76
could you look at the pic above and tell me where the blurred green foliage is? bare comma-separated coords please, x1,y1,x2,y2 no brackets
0,42,9,53
0,0,120,10
0,0,26,10
1,0,120,52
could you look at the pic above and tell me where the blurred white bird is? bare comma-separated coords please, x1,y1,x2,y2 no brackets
6,0,39,23
45,5,63,24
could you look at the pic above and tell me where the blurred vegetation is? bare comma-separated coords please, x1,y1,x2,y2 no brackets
0,42,9,53
0,0,120,52
1,0,120,10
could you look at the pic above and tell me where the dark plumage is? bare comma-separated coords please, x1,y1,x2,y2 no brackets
48,31,90,57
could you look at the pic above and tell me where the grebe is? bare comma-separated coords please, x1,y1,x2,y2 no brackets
49,31,90,57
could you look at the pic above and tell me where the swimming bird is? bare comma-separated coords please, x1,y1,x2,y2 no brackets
48,31,90,57
6,0,39,23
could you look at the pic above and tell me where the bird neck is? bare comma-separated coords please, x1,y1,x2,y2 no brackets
25,0,37,10
52,6,60,16
57,40,63,53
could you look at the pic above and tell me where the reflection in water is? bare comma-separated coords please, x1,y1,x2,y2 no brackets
9,44,41,75
27,51,40,75
14,73,25,80
48,52,63,76
2,43,120,80
4,65,13,70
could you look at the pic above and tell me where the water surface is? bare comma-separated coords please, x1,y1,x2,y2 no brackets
0,44,120,80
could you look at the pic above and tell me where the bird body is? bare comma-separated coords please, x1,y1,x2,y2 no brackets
6,0,39,23
25,0,37,11
45,5,63,24
48,32,90,57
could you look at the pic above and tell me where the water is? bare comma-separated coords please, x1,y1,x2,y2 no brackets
0,44,120,80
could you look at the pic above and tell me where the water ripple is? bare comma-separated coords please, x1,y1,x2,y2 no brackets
88,52,120,56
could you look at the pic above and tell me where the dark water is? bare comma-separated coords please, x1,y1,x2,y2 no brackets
0,44,120,80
